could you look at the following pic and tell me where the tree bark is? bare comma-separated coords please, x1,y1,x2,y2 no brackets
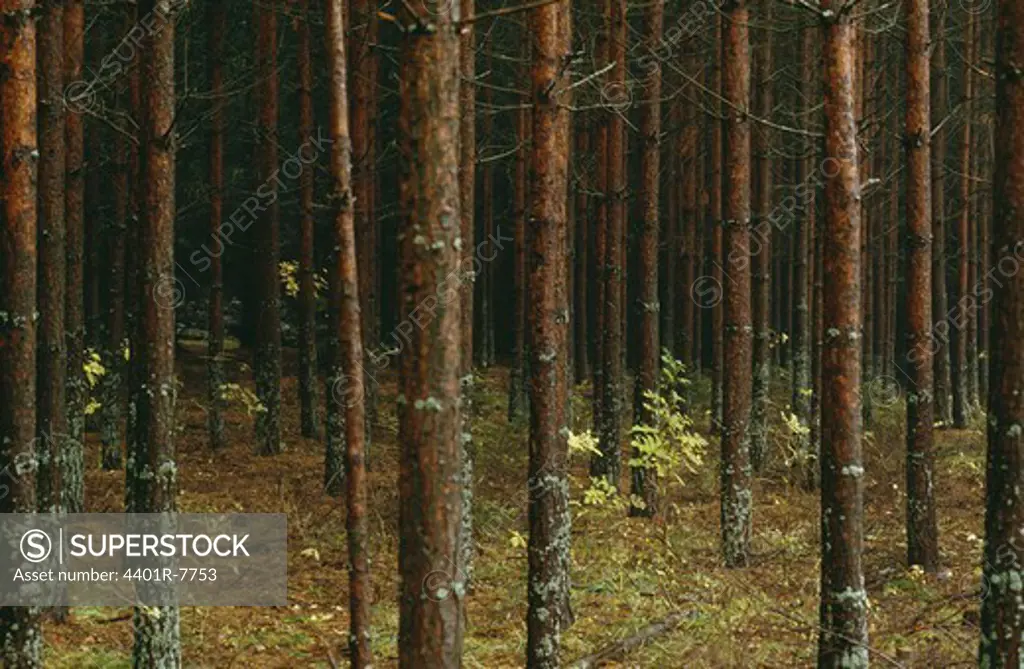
510,92,530,421
750,0,773,472
953,10,974,429
630,0,663,518
979,0,1024,662
794,21,816,490
904,0,938,573
0,0,42,660
596,0,626,490
720,0,752,568
395,2,464,665
458,0,476,595
574,123,589,383
297,0,319,439
254,0,282,455
710,14,725,430
36,0,65,514
131,0,181,660
817,3,869,665
350,0,378,442
62,0,85,513
206,0,226,451
325,1,373,663
527,2,572,665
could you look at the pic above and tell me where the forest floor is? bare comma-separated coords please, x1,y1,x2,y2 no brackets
45,347,991,668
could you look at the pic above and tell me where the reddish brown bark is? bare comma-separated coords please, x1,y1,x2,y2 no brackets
0,0,42,659
350,0,378,437
904,0,938,572
325,0,373,663
978,0,1024,661
817,2,869,664
395,2,464,665
710,14,724,428
749,0,772,471
457,0,476,595
597,0,626,489
526,2,573,664
62,0,84,513
297,0,319,439
36,0,65,513
720,0,752,568
661,104,677,357
131,0,180,657
254,0,281,455
574,123,589,382
630,0,663,518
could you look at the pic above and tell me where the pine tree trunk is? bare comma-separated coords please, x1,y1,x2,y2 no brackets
904,0,939,572
527,2,573,665
574,123,590,382
206,0,227,451
36,0,66,514
395,3,464,665
794,21,815,491
817,3,869,664
350,0,378,443
457,0,476,595
750,0,772,472
596,0,626,489
720,0,753,568
254,0,281,455
710,14,724,430
978,0,1024,661
62,0,85,513
0,0,43,660
630,0,663,518
509,96,530,422
297,0,319,439
953,11,973,428
131,0,181,660
325,1,373,662
589,15,608,441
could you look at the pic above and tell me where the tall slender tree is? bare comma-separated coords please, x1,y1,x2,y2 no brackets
978,0,1024,661
817,0,869,664
630,0,663,518
0,0,42,660
931,3,953,427
395,2,464,665
710,13,725,429
953,10,974,428
904,0,939,572
749,0,773,472
350,0,378,440
207,0,227,450
794,21,816,489
254,0,282,455
62,0,85,512
324,0,373,663
596,0,626,489
527,1,573,665
36,0,65,514
720,0,753,568
297,0,319,439
509,86,530,421
131,0,180,659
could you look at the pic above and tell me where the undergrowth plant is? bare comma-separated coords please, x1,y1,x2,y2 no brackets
625,350,707,508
